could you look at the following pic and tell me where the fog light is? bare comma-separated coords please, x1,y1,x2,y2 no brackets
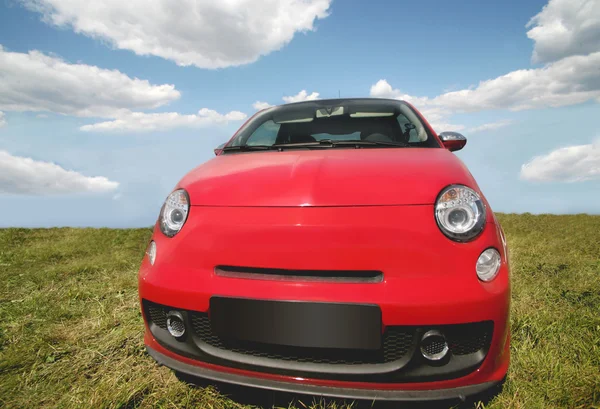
147,241,156,265
166,311,185,338
420,330,449,361
476,248,501,282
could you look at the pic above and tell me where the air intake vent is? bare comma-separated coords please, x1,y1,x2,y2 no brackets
215,266,383,283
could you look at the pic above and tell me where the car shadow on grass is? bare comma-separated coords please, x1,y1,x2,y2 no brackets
175,372,504,409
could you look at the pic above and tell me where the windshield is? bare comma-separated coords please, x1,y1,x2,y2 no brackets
226,99,440,151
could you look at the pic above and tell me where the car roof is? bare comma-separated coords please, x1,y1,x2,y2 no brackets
267,97,409,110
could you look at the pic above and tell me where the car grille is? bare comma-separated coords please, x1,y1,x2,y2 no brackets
143,300,494,381
446,321,494,355
190,312,413,365
147,303,168,330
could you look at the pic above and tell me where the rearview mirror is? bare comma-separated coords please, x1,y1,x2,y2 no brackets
438,132,467,152
214,143,226,156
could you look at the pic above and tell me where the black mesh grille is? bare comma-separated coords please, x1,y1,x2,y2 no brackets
143,300,493,371
190,313,414,365
382,327,414,362
147,303,167,330
446,321,494,355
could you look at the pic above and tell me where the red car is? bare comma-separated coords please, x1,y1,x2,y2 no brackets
139,98,510,402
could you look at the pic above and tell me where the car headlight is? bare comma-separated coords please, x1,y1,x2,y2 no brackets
159,189,190,237
435,185,486,241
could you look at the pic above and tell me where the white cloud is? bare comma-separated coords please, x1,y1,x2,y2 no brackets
0,150,119,194
526,0,600,63
0,45,180,117
369,80,462,131
423,115,465,133
371,51,600,114
282,90,320,103
370,0,600,132
520,141,600,182
80,108,247,132
0,111,5,128
22,0,331,69
253,101,274,110
413,107,462,133
370,51,600,130
430,121,465,133
253,90,321,110
468,120,514,134
430,52,600,112
369,80,431,106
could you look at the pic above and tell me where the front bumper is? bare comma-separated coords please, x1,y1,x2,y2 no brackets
143,299,498,383
139,205,510,396
147,345,501,401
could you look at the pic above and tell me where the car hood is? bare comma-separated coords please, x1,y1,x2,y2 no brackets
179,148,480,207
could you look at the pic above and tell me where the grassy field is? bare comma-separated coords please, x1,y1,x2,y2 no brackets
0,214,599,409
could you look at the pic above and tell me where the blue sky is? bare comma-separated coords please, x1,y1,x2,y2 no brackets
0,0,599,227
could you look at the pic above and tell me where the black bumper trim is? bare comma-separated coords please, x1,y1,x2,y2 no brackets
147,346,499,402
143,299,492,382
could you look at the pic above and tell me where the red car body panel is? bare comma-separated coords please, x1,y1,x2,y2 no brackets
179,148,482,207
138,101,510,400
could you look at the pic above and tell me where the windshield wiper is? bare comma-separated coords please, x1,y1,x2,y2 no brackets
222,145,276,152
223,139,409,153
331,139,410,147
273,139,409,148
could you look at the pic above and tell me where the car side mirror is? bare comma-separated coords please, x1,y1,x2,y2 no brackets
214,143,226,156
438,132,467,152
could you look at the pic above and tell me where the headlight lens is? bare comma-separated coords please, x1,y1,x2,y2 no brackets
159,189,190,237
435,185,486,241
476,248,501,281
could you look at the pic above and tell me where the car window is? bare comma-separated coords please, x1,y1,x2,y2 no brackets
229,100,439,149
312,132,361,141
397,114,419,142
246,120,281,146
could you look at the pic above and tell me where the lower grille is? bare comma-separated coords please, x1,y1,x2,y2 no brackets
382,327,414,362
191,313,413,365
446,322,494,355
142,300,494,382
147,303,167,330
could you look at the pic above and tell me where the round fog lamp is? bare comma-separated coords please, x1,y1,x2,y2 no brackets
420,330,449,361
166,311,186,338
476,248,501,282
147,241,156,265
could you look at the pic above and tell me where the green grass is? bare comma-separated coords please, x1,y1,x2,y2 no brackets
0,214,599,409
